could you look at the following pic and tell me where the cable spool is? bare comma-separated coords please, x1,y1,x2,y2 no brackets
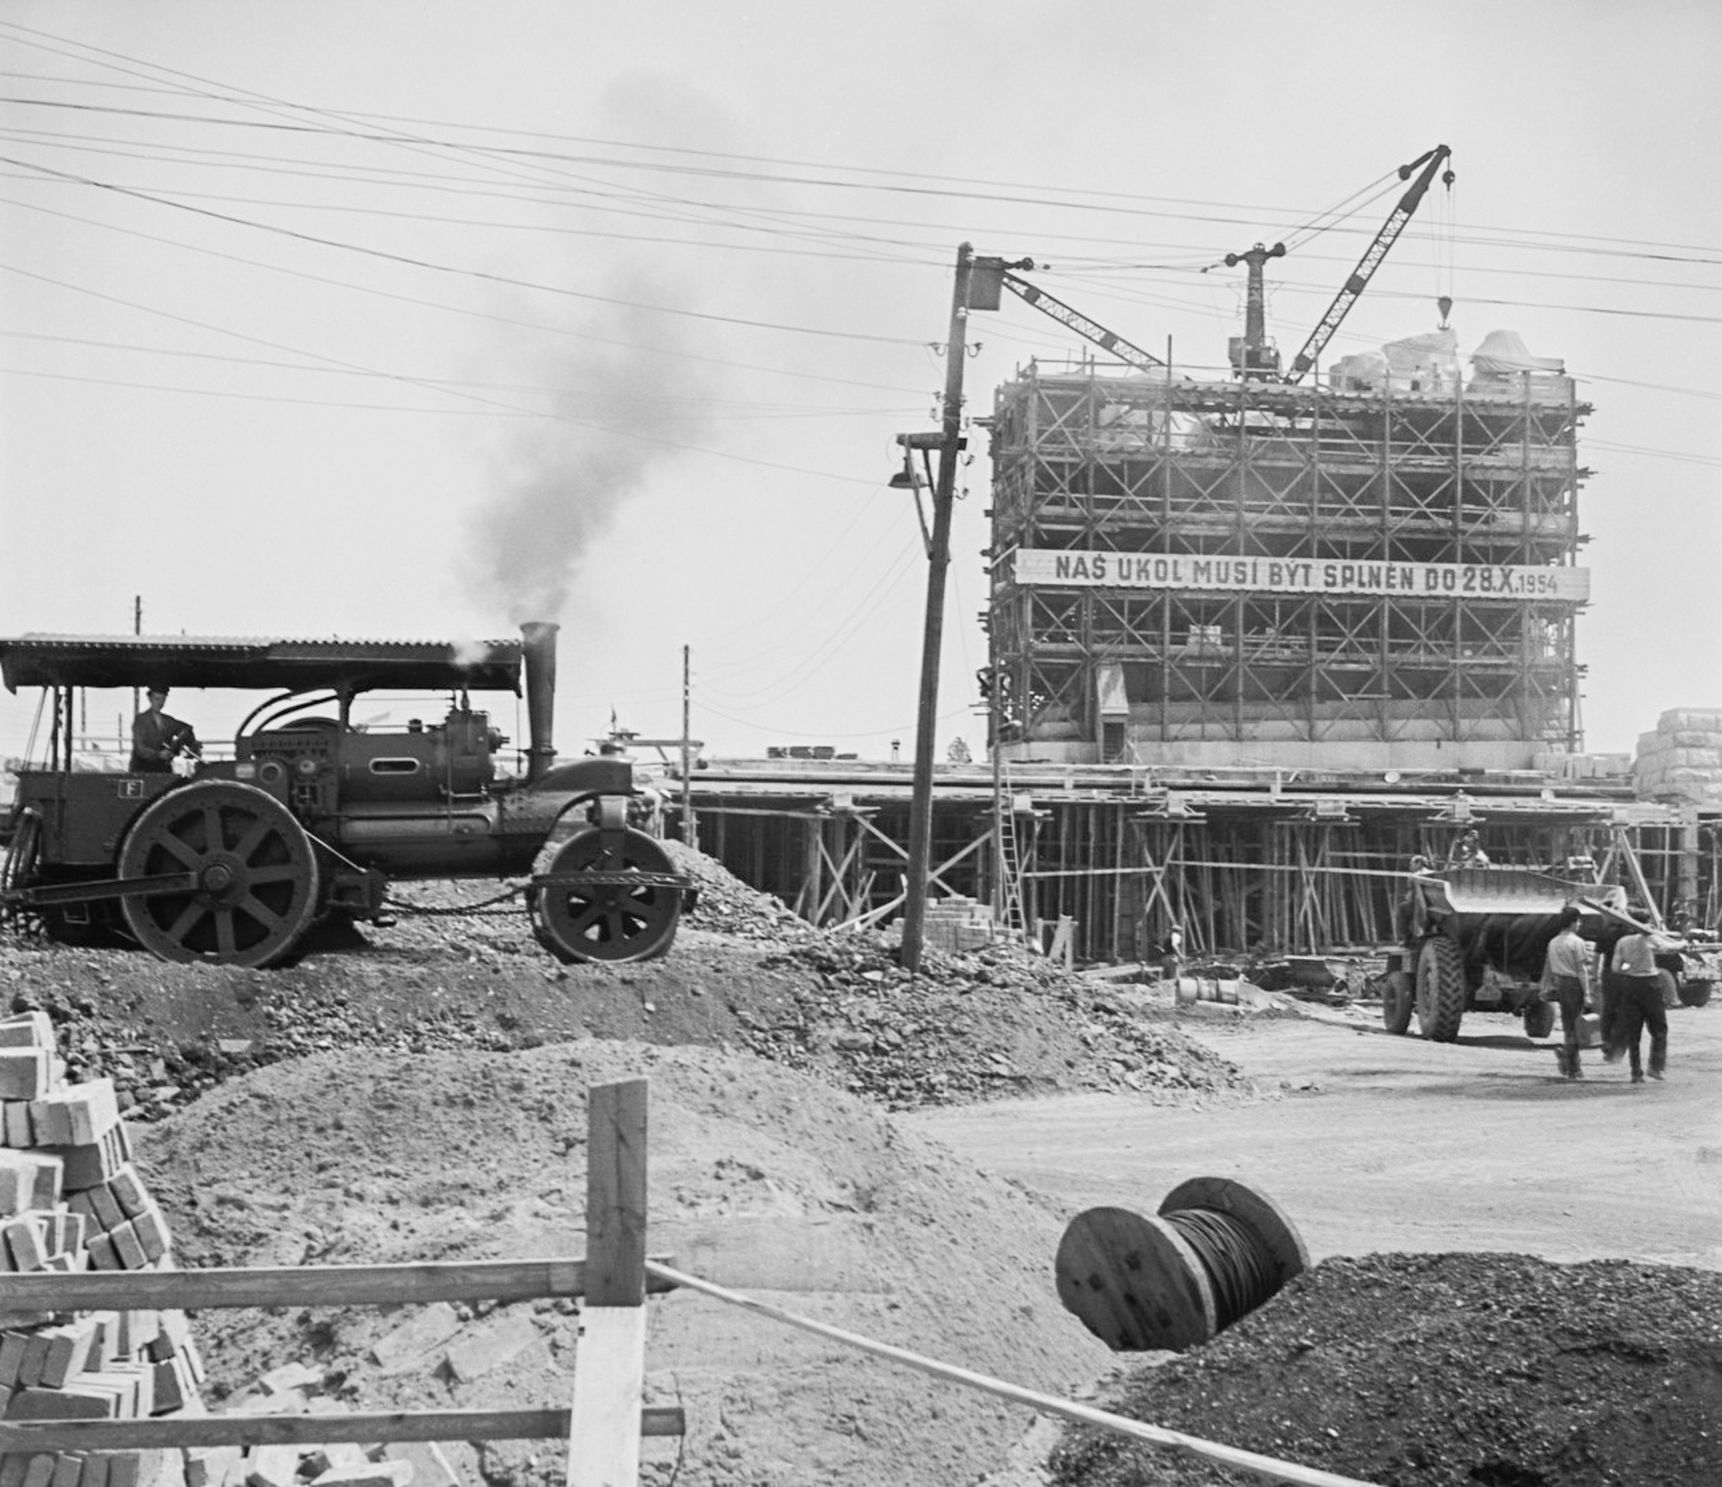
1054,1176,1308,1352
1172,976,1242,1006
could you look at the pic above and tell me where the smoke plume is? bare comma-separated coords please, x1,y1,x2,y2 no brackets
467,274,716,626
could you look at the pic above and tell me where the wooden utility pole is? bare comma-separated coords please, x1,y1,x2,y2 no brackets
131,594,142,752
899,243,975,973
681,645,696,853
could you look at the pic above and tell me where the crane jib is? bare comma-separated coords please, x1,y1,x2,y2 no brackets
1285,145,1452,382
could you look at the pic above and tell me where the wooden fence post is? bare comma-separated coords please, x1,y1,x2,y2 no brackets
568,1078,649,1487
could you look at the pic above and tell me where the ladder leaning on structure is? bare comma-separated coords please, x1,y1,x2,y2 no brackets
994,766,1030,945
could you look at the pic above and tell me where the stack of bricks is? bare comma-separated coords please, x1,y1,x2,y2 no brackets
0,1014,445,1487
0,1010,205,1487
922,896,995,954
210,1365,449,1487
1634,707,1722,807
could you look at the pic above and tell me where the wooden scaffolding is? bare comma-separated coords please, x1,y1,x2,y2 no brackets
673,764,1720,963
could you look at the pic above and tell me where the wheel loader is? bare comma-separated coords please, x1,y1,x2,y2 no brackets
1382,865,1718,1042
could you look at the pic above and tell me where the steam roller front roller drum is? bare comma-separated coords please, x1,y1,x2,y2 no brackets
529,826,681,964
117,781,322,968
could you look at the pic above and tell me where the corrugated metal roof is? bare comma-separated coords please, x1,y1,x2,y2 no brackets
0,633,523,694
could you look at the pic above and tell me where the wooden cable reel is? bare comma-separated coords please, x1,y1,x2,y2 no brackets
1054,1176,1308,1352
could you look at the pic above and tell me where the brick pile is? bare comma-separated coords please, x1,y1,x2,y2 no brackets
0,1007,468,1487
0,1010,203,1487
1634,707,1722,806
921,896,995,954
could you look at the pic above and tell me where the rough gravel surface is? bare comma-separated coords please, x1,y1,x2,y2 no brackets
1049,1252,1722,1487
3,846,1718,1485
0,840,1248,1120
139,1040,1114,1487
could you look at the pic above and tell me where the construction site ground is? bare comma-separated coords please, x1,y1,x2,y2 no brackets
2,844,1719,1487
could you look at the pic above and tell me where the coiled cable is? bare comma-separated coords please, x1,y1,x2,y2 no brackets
1164,1204,1280,1331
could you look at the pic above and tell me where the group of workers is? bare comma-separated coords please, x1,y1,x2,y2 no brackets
1542,904,1672,1084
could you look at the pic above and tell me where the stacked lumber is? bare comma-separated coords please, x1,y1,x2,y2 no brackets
0,1012,203,1487
1633,708,1722,806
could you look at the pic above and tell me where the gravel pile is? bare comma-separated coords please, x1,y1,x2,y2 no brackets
733,934,1242,1110
662,838,820,943
0,845,1249,1120
1049,1251,1722,1486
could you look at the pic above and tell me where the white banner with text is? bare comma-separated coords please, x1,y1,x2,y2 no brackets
1013,549,1589,602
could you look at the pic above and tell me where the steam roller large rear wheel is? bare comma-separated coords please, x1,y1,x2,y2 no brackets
530,826,680,964
118,781,320,968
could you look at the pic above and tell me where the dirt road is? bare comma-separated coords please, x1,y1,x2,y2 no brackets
904,1002,1722,1273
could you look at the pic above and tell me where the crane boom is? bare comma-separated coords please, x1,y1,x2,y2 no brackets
1283,144,1453,384
1000,273,1166,372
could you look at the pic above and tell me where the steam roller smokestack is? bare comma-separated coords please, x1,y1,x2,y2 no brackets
520,621,559,784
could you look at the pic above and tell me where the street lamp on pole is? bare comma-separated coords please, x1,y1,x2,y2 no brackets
892,245,1028,973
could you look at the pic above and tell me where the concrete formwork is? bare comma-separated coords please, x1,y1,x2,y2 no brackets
672,760,1720,964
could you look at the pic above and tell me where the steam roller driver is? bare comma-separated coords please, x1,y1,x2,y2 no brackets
130,685,202,773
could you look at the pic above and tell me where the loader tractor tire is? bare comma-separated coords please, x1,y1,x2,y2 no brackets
1381,970,1414,1035
1678,979,1714,1008
1521,1000,1556,1040
1414,936,1466,1043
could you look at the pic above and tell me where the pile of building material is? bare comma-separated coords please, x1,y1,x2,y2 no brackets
922,896,995,954
0,1011,203,1487
1634,707,1722,806
0,1012,448,1487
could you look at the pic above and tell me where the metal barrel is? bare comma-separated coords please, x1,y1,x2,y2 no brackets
1173,977,1242,1005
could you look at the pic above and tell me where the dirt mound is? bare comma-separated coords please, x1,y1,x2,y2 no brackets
1049,1251,1722,1486
0,849,1250,1120
660,838,820,943
138,1039,1113,1487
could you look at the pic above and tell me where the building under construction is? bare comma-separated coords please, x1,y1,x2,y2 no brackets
670,149,1721,965
669,754,1719,965
984,344,1588,773
669,326,1716,964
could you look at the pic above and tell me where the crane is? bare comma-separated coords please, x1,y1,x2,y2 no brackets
970,144,1453,385
1282,144,1453,383
968,256,1167,373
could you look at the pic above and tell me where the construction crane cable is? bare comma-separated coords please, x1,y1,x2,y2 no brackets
1276,169,1400,255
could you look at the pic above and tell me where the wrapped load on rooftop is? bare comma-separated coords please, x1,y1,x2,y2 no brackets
1633,707,1722,804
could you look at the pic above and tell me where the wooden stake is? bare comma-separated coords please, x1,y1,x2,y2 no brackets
569,1078,650,1487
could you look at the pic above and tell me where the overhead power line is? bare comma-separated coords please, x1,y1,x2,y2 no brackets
5,82,1722,268
0,259,890,488
0,151,930,348
4,193,931,397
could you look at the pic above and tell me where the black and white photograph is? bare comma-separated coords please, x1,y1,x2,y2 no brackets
1,5,1718,1485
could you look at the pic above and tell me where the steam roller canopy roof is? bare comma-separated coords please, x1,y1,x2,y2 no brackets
0,633,524,695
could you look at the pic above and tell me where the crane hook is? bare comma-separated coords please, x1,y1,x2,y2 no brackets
1437,295,1453,329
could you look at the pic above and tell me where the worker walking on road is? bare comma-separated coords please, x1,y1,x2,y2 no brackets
1542,905,1591,1080
1608,918,1674,1084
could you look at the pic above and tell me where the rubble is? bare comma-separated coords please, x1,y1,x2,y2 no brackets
0,850,1252,1120
1050,1252,1722,1486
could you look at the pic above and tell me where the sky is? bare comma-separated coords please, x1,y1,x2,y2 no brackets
2,1,1718,769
